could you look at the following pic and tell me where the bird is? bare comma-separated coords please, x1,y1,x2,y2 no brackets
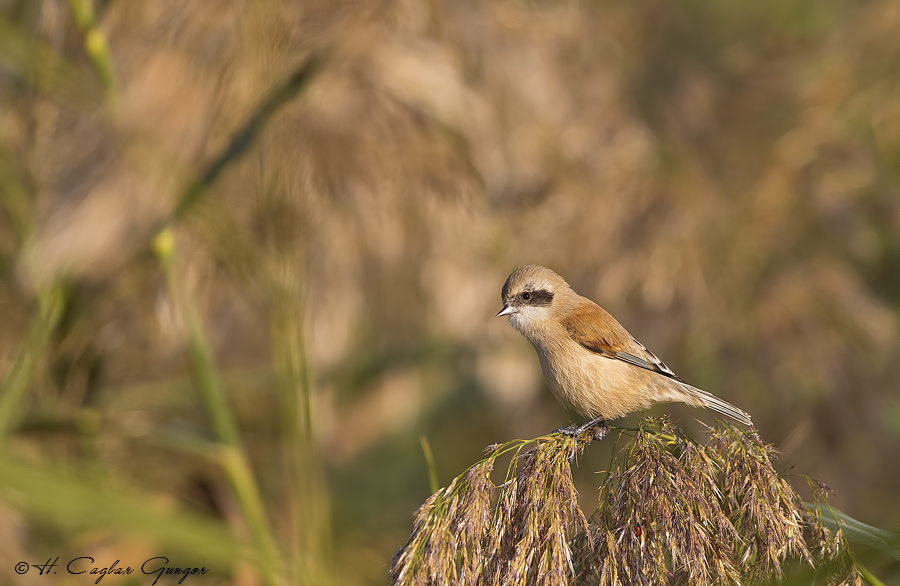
496,264,752,437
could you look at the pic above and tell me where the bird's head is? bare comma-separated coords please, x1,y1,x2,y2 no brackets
496,265,572,339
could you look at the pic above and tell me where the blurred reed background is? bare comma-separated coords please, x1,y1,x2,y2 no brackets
0,0,899,584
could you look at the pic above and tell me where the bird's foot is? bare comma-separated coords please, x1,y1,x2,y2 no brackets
553,417,608,441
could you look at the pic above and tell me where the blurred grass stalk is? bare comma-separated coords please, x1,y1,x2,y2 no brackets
76,3,330,577
0,283,66,451
153,50,330,581
0,14,102,105
154,229,283,585
272,284,333,584
68,0,117,106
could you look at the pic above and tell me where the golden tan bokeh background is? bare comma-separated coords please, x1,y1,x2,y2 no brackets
1,0,899,584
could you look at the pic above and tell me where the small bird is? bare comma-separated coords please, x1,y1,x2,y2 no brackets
497,265,752,436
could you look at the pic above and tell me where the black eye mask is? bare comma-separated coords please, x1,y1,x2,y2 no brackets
520,289,553,307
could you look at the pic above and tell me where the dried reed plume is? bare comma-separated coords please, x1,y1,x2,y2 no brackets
390,417,861,585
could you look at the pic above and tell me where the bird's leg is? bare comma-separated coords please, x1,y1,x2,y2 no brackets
578,416,609,441
553,416,608,441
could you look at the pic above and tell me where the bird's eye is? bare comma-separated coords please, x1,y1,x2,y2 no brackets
522,292,531,301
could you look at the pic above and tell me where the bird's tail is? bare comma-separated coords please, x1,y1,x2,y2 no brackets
675,383,753,427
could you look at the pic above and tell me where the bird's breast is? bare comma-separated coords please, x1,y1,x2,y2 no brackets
535,341,656,419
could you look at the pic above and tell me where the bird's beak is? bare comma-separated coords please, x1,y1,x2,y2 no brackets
495,304,516,317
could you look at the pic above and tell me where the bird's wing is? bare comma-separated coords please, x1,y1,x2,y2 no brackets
616,339,684,382
564,301,684,382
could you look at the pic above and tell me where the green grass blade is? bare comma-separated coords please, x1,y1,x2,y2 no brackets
419,435,440,494
805,502,900,560
857,561,887,586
